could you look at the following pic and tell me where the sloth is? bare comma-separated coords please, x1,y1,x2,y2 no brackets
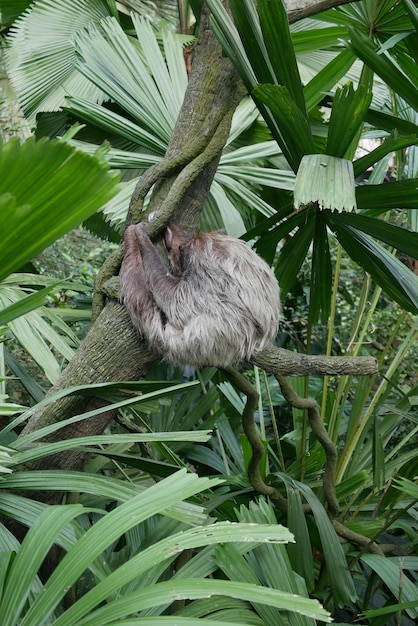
119,222,280,368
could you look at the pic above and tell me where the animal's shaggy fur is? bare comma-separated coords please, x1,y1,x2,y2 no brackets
120,222,280,367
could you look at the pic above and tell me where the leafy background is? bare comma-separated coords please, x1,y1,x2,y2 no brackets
0,0,417,624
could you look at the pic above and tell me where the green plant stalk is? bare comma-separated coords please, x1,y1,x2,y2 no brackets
386,424,418,465
348,277,380,356
300,227,318,481
215,424,231,475
0,340,5,397
328,269,373,442
335,282,383,481
320,243,342,422
337,314,416,483
254,365,269,478
263,369,285,471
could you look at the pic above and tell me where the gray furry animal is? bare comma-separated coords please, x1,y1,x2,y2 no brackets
120,222,280,367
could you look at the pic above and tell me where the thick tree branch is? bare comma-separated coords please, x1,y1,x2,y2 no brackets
253,344,377,376
286,0,363,24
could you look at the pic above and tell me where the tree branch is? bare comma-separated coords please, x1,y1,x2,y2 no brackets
286,0,363,24
253,344,377,376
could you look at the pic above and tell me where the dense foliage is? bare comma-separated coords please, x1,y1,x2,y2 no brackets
0,1,417,624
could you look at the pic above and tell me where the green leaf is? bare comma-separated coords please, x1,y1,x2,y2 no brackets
366,108,418,136
393,475,418,499
61,579,330,625
0,504,86,626
0,1,32,27
287,489,315,591
0,281,62,325
214,543,286,626
256,0,307,115
403,0,418,32
253,84,315,171
304,48,356,112
361,554,418,620
64,96,167,154
326,82,372,158
294,154,356,212
292,26,349,54
328,214,418,313
0,137,120,282
292,481,357,606
0,472,211,527
348,28,418,110
328,211,418,258
5,0,112,118
353,133,418,177
74,15,188,143
356,179,418,210
311,212,333,322
274,210,315,295
227,0,276,85
20,471,221,625
206,0,258,91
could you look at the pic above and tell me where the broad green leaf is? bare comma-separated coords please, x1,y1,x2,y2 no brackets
366,108,418,136
257,0,307,115
293,481,357,606
20,471,222,626
64,96,167,154
206,0,258,90
272,210,315,295
74,15,187,142
235,499,315,624
59,579,330,625
336,471,369,500
56,521,294,626
292,26,348,55
403,0,418,31
253,84,315,171
214,543,286,626
70,618,257,626
361,554,418,620
294,155,356,212
0,1,32,27
304,49,356,112
5,0,112,118
0,281,61,325
348,28,418,110
0,137,120,282
353,133,418,177
0,505,86,626
10,431,212,467
326,82,372,158
227,0,276,85
328,215,418,313
356,178,418,210
6,380,199,443
287,489,314,591
373,415,386,490
251,209,305,265
0,472,210,527
311,210,333,322
393,476,418,499
328,211,418,257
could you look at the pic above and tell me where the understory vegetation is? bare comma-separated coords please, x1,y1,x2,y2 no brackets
0,1,417,624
